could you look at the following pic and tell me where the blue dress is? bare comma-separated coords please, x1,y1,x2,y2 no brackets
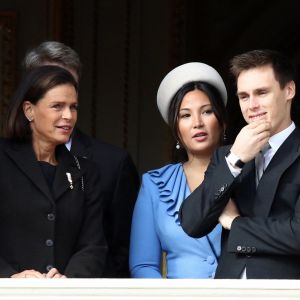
129,163,221,278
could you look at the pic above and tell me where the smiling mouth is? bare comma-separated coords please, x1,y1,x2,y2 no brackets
249,112,267,121
57,126,73,132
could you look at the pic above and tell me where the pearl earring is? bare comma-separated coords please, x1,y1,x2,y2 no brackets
176,141,180,149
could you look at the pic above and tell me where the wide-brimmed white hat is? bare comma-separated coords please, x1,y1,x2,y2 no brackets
157,62,227,123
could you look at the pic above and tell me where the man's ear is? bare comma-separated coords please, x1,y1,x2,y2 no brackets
23,101,34,122
285,80,296,101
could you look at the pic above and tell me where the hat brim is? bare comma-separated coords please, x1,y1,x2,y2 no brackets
157,62,227,123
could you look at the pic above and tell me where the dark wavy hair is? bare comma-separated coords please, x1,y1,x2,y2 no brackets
230,49,296,89
168,81,227,162
5,65,78,141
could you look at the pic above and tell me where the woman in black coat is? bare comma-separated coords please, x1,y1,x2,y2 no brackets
0,65,107,278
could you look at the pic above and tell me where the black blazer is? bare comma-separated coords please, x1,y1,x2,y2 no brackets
0,139,107,278
180,127,300,279
70,129,139,277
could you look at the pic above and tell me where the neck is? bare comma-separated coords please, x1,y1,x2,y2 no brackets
183,151,213,192
32,138,57,165
185,152,212,169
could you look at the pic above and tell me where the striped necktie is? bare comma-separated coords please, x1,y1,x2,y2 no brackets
255,143,271,185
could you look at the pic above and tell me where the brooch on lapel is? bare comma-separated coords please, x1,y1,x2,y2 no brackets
66,172,73,189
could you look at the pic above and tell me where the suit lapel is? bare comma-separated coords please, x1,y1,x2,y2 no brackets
254,128,300,217
52,145,83,200
5,141,54,203
70,128,91,159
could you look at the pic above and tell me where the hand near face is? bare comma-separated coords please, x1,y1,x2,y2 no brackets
219,199,240,230
230,120,271,162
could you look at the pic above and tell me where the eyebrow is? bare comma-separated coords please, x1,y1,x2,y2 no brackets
237,87,270,97
179,104,212,111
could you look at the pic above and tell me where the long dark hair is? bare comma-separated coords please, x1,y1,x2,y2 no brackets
5,65,78,141
168,81,227,162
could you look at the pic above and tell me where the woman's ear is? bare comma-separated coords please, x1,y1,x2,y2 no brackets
23,101,34,122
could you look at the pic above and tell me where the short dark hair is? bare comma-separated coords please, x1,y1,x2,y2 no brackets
230,49,296,89
5,65,78,141
23,41,82,79
168,81,227,162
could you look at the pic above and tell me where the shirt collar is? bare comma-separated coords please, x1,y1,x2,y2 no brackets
65,137,73,151
268,122,296,153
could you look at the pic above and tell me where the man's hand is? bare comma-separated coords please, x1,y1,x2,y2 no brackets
231,120,271,162
46,267,66,278
11,269,45,278
219,199,240,230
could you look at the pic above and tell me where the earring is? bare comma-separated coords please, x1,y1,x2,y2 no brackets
176,141,180,149
223,131,227,142
27,117,33,122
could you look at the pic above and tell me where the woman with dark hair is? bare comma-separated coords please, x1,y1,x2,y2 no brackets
129,62,227,278
0,65,106,278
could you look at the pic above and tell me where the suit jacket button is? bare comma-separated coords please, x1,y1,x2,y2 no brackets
252,247,256,253
237,245,242,252
47,213,55,221
246,246,251,253
206,256,215,265
241,246,246,252
45,239,54,247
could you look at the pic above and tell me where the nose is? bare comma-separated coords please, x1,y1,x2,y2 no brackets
249,95,260,110
193,114,203,128
62,107,72,120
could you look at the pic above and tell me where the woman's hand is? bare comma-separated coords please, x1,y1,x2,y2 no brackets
46,267,66,278
11,269,45,278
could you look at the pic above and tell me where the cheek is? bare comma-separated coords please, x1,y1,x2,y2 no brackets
206,118,222,140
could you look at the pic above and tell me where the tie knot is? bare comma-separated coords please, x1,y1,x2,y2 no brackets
260,143,271,155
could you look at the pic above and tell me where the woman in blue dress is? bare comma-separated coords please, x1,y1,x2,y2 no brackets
130,62,228,278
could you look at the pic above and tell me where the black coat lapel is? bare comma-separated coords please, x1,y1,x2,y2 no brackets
5,141,54,203
254,128,300,217
52,145,84,200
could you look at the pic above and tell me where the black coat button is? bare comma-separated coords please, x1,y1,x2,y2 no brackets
45,239,54,247
47,213,55,221
246,246,251,253
237,245,242,252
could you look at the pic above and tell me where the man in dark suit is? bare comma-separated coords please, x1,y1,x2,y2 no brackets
180,49,300,279
23,41,139,277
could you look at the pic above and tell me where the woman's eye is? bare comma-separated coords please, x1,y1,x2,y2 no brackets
71,105,78,111
180,114,190,118
52,104,62,110
203,109,213,115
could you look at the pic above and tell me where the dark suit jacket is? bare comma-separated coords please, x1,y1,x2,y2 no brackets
180,127,300,279
0,139,107,278
70,129,139,277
